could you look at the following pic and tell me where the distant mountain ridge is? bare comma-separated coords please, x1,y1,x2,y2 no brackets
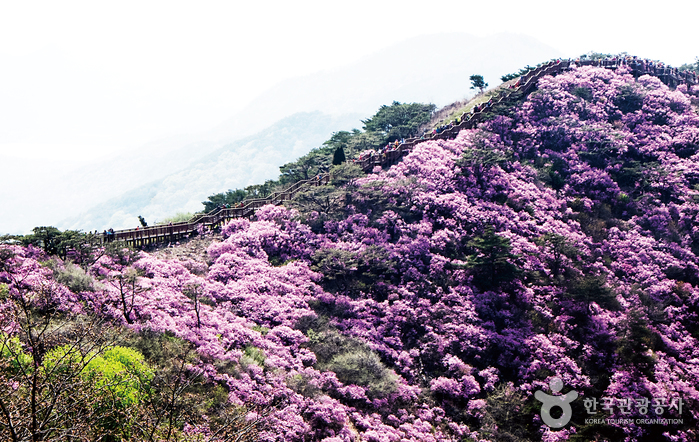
210,33,562,137
57,111,362,231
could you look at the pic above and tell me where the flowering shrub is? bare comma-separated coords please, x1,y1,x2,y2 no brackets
3,64,699,441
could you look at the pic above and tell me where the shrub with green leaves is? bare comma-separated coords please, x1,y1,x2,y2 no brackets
241,345,266,368
306,330,397,399
51,260,96,293
40,344,153,439
83,346,154,407
0,333,33,374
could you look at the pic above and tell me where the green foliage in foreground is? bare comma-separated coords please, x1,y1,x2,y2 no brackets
83,346,154,407
2,329,153,441
1,318,263,441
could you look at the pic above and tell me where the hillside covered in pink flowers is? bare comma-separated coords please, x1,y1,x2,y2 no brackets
2,64,699,441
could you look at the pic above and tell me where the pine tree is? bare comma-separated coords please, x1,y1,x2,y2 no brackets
332,146,346,165
466,227,519,289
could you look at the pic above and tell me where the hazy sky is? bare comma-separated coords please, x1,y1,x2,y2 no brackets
0,0,696,163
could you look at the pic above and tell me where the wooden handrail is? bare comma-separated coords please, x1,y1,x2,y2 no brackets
102,174,330,246
100,56,696,247
355,56,695,173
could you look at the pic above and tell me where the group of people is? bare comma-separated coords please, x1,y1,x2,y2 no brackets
356,138,407,165
507,76,525,89
356,149,377,162
381,139,404,154
422,96,497,140
102,228,116,243
425,121,454,137
216,202,245,212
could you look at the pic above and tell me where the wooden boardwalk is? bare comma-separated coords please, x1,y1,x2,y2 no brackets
354,57,697,172
102,174,330,247
103,56,696,247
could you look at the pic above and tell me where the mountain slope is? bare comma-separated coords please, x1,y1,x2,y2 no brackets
195,65,698,441
5,63,698,441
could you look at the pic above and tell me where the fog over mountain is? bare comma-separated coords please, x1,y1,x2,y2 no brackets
210,33,563,137
57,112,363,231
3,32,562,234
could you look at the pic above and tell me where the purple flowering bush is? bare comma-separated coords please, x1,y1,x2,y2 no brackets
2,64,699,441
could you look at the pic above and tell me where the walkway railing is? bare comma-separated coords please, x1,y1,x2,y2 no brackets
352,60,569,172
103,56,696,246
102,174,330,247
353,56,697,172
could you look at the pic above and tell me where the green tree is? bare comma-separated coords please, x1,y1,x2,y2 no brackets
17,228,103,264
478,383,538,442
310,248,358,291
20,226,63,256
535,233,579,279
325,129,363,157
469,74,488,94
329,162,364,188
565,274,621,311
458,142,509,184
347,131,384,156
616,310,661,379
466,227,520,290
614,85,645,114
361,101,435,143
203,188,247,213
323,131,353,152
332,146,346,165
57,230,104,267
278,149,330,185
289,184,347,226
244,181,273,199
